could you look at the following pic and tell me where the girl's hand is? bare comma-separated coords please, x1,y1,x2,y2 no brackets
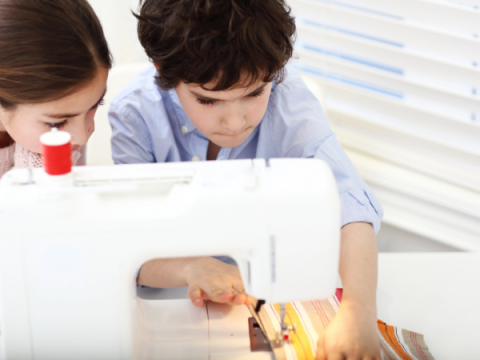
316,302,381,360
184,257,255,307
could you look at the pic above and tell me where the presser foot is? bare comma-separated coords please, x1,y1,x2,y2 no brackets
276,303,296,346
275,323,296,346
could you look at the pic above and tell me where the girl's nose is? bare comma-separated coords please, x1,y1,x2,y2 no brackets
71,111,95,146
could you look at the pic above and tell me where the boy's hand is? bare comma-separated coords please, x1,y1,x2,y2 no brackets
184,257,255,307
316,303,381,360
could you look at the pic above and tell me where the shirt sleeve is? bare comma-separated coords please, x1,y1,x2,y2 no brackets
303,133,383,233
267,67,384,233
109,97,157,165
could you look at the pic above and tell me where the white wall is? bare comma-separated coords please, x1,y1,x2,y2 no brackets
377,224,460,252
88,0,148,66
85,1,150,166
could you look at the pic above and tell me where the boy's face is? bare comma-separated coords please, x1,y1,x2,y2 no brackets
175,79,272,149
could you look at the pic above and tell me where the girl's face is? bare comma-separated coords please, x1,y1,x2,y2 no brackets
0,68,108,153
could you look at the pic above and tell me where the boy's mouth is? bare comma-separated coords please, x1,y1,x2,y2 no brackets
218,127,250,137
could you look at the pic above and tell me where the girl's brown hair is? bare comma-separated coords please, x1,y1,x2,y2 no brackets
136,0,296,91
0,0,112,109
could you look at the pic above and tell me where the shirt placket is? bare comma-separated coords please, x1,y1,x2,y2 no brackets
217,147,231,160
189,131,209,161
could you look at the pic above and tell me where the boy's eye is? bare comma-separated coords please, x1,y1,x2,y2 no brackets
46,120,68,129
249,88,265,98
196,98,216,106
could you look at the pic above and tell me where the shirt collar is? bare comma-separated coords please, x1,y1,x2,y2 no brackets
168,88,197,134
271,81,278,92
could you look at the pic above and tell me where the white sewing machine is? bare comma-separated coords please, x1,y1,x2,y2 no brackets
0,158,340,359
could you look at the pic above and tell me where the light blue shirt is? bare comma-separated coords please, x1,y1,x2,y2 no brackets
109,64,383,233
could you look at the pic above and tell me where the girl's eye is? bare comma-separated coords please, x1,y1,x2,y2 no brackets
46,120,67,129
92,98,105,109
196,98,215,106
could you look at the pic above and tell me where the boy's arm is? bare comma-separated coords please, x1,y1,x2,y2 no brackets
316,222,381,360
137,257,255,307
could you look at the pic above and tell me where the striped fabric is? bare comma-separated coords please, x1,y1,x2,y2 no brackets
250,289,435,360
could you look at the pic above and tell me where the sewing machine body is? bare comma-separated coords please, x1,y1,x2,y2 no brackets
0,159,340,359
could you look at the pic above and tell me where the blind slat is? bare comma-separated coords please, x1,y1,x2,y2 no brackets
363,182,480,251
345,150,480,217
346,151,480,250
291,0,480,64
299,77,480,187
297,52,480,122
297,23,480,93
319,0,480,36
326,79,480,150
333,125,480,193
451,0,480,8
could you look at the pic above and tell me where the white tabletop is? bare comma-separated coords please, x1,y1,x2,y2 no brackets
377,252,480,360
138,253,480,359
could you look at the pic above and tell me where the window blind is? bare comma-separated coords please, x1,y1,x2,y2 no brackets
289,0,480,250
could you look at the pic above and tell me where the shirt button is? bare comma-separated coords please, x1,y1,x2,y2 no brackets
181,125,189,134
191,156,200,162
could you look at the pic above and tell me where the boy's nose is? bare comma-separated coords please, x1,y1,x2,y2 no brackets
222,113,246,133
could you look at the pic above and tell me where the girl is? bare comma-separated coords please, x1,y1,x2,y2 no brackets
0,0,112,177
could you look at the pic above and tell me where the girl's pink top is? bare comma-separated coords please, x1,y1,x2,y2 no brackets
0,143,83,179
0,143,15,178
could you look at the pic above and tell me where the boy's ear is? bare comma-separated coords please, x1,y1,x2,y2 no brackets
153,62,160,72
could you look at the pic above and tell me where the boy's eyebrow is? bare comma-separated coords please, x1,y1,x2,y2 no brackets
43,89,107,119
191,83,267,101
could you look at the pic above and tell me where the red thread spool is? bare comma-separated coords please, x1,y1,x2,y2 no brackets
40,129,72,175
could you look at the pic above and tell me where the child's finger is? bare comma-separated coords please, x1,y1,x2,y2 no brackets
188,287,204,307
326,354,343,360
230,293,246,305
232,283,245,294
207,288,234,303
363,355,381,360
315,337,326,360
245,295,255,306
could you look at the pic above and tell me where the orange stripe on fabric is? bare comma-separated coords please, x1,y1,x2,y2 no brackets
377,320,412,360
274,303,315,360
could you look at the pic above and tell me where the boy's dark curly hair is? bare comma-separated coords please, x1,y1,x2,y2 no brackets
136,0,296,91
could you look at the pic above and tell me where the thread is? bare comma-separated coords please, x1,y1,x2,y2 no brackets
40,129,72,175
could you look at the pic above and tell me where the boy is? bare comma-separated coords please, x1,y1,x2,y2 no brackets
109,0,383,358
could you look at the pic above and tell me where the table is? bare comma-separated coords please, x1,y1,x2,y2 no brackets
377,253,480,359
137,253,480,359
